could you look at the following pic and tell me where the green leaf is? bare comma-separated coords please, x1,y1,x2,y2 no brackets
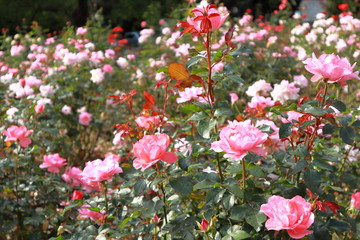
328,219,350,233
331,100,346,112
186,56,203,69
257,125,275,134
193,179,215,190
119,211,140,228
290,160,308,175
62,199,82,215
303,106,326,116
169,176,193,194
230,230,250,240
322,124,336,135
222,194,235,210
230,205,251,221
134,179,147,195
206,188,226,204
245,212,266,231
197,119,217,139
180,104,202,114
339,116,352,127
313,159,335,171
226,185,244,199
304,169,321,193
352,120,360,128
188,111,209,121
248,166,266,178
227,75,245,84
214,107,234,117
279,123,293,138
340,126,355,145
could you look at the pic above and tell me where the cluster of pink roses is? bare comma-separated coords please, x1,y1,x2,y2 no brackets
2,125,33,148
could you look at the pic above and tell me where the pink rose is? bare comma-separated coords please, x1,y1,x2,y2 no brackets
132,133,178,170
76,27,87,35
79,111,92,125
80,156,122,190
229,93,239,105
211,120,268,160
187,5,228,33
260,195,314,239
176,87,206,103
247,96,275,109
102,64,113,73
34,104,45,113
303,53,360,87
40,153,67,173
350,192,360,210
78,205,105,225
2,125,33,148
270,80,300,103
62,167,82,186
135,115,161,129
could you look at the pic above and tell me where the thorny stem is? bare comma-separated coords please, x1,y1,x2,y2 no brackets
155,164,168,226
241,158,246,189
216,153,224,183
103,182,109,214
205,32,215,107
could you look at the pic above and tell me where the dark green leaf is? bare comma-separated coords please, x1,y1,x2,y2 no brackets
186,56,203,69
222,193,235,210
322,124,336,135
339,116,352,127
226,185,244,199
227,75,245,84
230,205,251,221
62,199,82,215
180,104,202,114
248,166,266,178
340,126,355,145
290,160,308,175
134,179,147,195
279,123,293,138
188,111,209,121
352,120,360,128
214,107,234,117
257,125,275,134
304,169,321,193
328,219,350,233
303,106,326,116
313,159,335,171
331,100,346,112
193,179,215,190
197,119,217,139
245,212,266,231
169,176,193,194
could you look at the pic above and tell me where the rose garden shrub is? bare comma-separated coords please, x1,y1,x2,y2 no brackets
0,1,359,239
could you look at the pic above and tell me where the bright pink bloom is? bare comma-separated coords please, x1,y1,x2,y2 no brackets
229,93,238,105
176,87,206,103
350,192,360,210
76,27,87,35
62,167,82,186
140,21,147,28
132,133,178,170
34,104,45,113
211,120,268,160
71,190,84,200
79,111,92,125
260,195,314,239
303,53,360,87
78,205,105,225
81,156,122,187
186,4,228,33
2,125,33,148
40,153,67,173
135,115,161,129
102,64,113,73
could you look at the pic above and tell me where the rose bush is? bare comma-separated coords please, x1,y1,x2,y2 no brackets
0,1,359,239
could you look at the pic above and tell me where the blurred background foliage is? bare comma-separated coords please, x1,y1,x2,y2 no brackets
0,0,358,34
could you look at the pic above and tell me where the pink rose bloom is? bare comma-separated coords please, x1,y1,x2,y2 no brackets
78,205,105,225
40,153,67,173
247,96,275,109
81,156,122,189
34,104,45,113
271,80,300,103
61,105,72,115
246,79,273,97
303,53,360,87
76,27,87,35
135,115,161,129
127,54,136,60
187,5,228,33
3,125,33,148
293,74,308,88
140,21,147,28
350,192,360,210
102,64,113,73
62,167,83,186
211,120,268,160
256,120,287,152
260,195,314,239
176,87,206,103
132,133,178,170
79,111,92,126
212,62,224,72
229,93,239,105
281,111,304,124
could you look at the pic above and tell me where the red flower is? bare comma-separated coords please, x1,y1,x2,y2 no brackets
338,3,349,11
71,190,84,200
112,26,124,32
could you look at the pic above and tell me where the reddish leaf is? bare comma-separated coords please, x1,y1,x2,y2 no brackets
323,200,340,214
168,63,190,81
143,91,155,110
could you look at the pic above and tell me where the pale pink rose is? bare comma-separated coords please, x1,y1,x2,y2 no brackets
102,64,113,73
9,83,34,98
212,62,224,72
174,43,191,57
303,53,360,87
135,115,161,129
76,27,87,35
79,111,92,126
6,107,18,116
229,93,239,105
10,45,25,56
80,156,122,189
246,80,273,97
105,49,115,59
270,80,300,103
281,111,304,124
187,5,228,33
127,54,136,60
260,195,314,239
293,74,308,88
116,57,129,69
90,68,105,84
238,14,252,26
78,205,105,225
24,76,42,87
155,72,166,81
39,85,55,97
159,19,166,25
40,153,67,173
34,104,45,113
174,137,192,154
2,125,33,148
177,87,206,103
256,120,287,152
211,120,268,160
132,133,178,170
350,192,360,210
247,96,275,109
62,167,82,186
61,105,72,115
